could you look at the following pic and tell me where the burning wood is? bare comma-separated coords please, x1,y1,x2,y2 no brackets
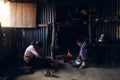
67,50,72,58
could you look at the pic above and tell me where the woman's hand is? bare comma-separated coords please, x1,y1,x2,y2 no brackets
76,56,81,61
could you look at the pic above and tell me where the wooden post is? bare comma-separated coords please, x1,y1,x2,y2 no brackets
88,4,92,44
50,3,55,59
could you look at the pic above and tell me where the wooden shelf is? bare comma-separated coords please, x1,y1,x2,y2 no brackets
56,22,87,27
38,24,48,27
95,22,120,25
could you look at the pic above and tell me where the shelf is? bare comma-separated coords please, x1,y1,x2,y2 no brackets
56,22,87,27
94,22,120,25
38,24,48,27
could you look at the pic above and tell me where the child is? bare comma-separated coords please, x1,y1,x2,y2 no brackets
76,38,89,69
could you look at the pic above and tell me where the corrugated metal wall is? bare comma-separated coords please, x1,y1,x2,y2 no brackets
94,0,120,43
23,1,53,56
23,27,50,56
0,28,17,69
40,3,52,24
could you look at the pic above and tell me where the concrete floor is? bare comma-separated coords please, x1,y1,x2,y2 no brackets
12,60,120,80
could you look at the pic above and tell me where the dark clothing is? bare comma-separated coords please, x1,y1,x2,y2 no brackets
26,57,56,70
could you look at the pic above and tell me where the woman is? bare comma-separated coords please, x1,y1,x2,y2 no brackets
24,41,57,70
24,41,44,69
76,38,89,69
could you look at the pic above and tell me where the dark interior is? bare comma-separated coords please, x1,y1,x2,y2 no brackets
55,4,89,55
0,0,120,79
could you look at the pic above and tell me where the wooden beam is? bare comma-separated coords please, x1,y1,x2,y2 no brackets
88,4,92,44
50,4,55,59
38,24,48,27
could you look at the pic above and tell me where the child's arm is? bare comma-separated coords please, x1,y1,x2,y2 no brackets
76,55,81,61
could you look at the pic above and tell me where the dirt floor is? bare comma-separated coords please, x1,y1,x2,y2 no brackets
12,60,120,80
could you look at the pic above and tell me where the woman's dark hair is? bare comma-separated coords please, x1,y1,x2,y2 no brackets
31,41,43,49
35,41,43,48
30,41,36,45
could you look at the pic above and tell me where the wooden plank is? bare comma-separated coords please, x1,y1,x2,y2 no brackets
21,3,36,28
26,3,30,27
31,3,36,27
0,1,36,28
16,3,22,27
38,24,48,27
9,2,17,27
26,3,36,28
51,5,55,59
21,3,27,27
0,1,10,27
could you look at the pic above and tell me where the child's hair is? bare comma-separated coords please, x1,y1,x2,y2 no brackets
76,38,85,43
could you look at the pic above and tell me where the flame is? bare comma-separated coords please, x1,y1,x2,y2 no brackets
67,50,72,57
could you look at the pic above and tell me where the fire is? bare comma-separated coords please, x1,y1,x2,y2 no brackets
67,50,72,57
